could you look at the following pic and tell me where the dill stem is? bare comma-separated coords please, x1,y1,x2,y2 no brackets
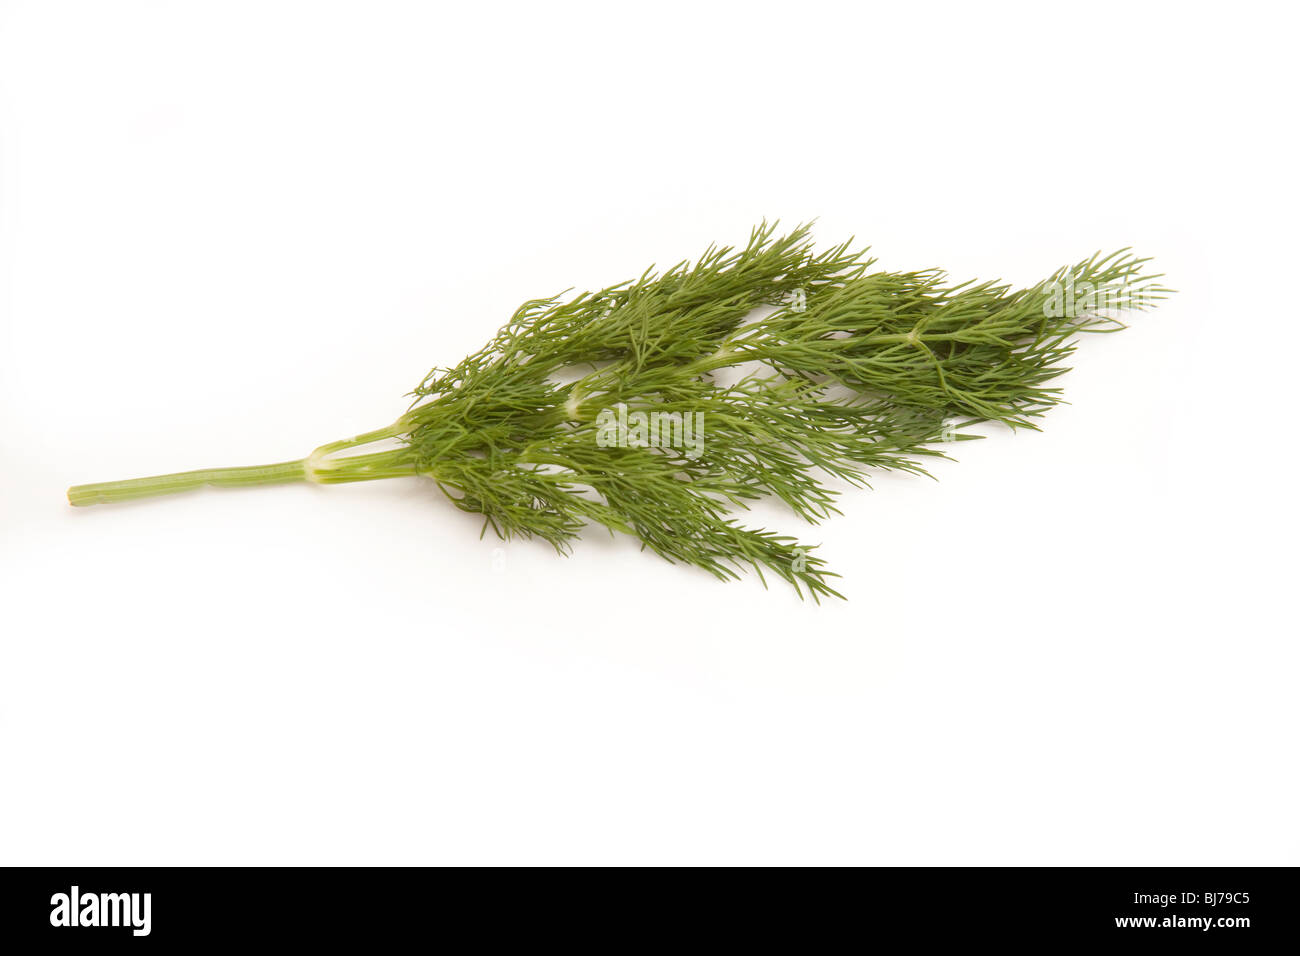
67,459,309,506
307,448,417,484
67,417,420,506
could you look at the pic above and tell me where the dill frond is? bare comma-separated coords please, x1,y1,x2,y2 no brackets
67,224,1168,599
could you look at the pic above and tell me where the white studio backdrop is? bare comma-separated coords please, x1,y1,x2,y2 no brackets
0,1,1295,865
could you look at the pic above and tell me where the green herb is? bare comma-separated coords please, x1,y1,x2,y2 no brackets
67,223,1167,599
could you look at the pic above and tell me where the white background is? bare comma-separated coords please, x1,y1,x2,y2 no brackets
1,1,1296,865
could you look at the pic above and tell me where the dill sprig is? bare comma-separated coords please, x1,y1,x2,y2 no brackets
68,224,1168,599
